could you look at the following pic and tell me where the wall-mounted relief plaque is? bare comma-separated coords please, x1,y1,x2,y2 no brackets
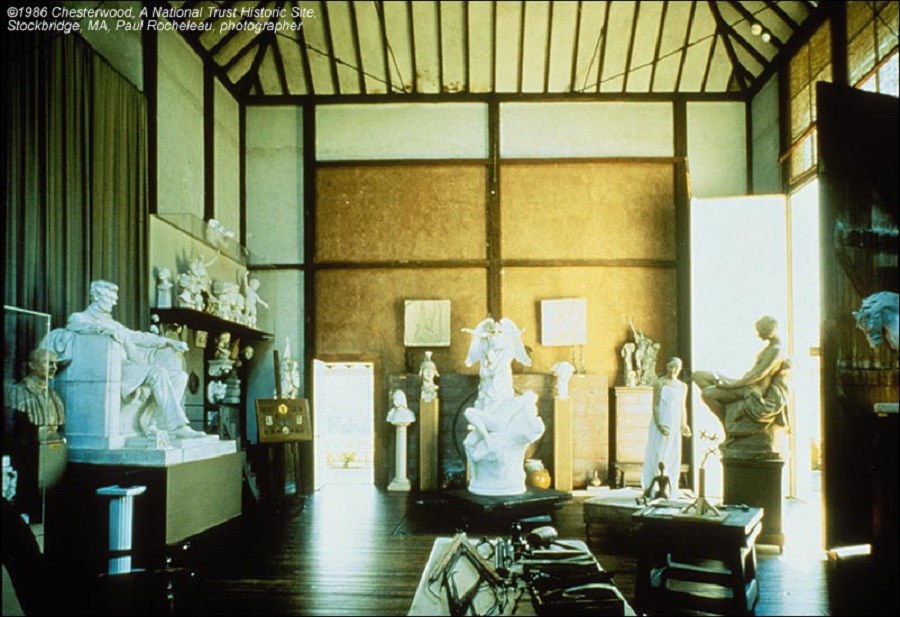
255,398,312,443
404,300,451,347
541,298,588,346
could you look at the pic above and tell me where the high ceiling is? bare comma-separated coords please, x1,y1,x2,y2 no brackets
166,0,825,100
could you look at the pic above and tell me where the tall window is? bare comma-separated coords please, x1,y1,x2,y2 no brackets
786,20,832,186
848,1,899,95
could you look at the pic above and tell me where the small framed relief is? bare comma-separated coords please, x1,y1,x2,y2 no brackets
194,330,208,348
541,298,588,346
404,300,451,347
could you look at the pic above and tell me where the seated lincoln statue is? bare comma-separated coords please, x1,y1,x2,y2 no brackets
461,317,545,496
45,280,205,443
692,315,790,458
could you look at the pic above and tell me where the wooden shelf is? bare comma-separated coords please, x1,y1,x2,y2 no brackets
152,307,272,341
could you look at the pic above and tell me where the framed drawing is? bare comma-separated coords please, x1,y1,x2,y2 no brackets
404,300,451,347
541,298,588,346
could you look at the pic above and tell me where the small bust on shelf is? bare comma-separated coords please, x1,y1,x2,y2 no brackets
418,351,439,402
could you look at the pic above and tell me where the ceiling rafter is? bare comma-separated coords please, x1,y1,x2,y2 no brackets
762,0,800,29
320,2,341,95
237,5,284,96
544,1,555,94
463,1,470,92
595,1,611,93
622,1,641,92
649,0,669,92
407,0,417,94
435,1,444,92
725,0,784,48
491,1,497,92
676,1,698,92
270,3,289,95
517,1,527,93
221,33,261,75
568,1,583,93
348,1,366,94
376,1,393,93
701,31,719,92
208,1,267,57
291,0,314,95
708,0,749,92
199,0,236,29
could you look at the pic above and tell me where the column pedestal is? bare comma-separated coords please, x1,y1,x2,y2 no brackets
553,398,573,491
389,424,411,492
96,484,147,575
723,457,785,549
418,398,439,491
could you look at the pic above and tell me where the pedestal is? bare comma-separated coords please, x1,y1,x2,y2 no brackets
614,386,654,486
553,398,573,491
418,398,439,491
96,485,147,574
389,423,411,492
723,457,785,549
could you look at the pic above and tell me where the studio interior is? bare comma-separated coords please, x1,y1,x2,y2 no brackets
2,1,898,615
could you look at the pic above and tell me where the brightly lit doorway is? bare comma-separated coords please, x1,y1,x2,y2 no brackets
312,360,375,489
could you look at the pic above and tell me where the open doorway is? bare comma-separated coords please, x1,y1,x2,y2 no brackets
312,360,375,488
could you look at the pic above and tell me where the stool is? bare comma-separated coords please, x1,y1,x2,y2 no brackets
632,505,763,615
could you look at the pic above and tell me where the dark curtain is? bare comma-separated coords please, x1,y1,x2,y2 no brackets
3,32,148,368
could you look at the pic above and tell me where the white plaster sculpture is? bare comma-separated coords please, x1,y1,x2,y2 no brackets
206,219,235,249
214,332,232,360
621,342,637,386
207,380,227,404
44,280,206,444
156,267,173,309
418,351,440,402
461,317,545,496
279,338,300,399
641,357,691,499
2,455,17,502
243,273,269,328
176,255,216,311
854,290,900,352
550,360,576,400
212,280,244,322
629,319,661,386
208,331,235,377
387,390,415,491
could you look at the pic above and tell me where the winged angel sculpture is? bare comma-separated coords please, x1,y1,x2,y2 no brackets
461,317,545,495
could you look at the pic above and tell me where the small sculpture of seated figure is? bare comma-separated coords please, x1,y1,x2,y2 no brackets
45,280,206,444
640,462,671,504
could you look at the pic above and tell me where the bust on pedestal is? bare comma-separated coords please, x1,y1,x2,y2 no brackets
387,390,415,492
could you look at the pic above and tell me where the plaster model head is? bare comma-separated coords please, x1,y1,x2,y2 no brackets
665,357,683,379
392,389,408,409
90,280,120,313
754,315,778,341
158,267,172,283
241,345,254,360
854,291,900,351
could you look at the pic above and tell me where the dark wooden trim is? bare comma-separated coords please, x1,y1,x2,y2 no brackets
292,0,314,95
829,1,848,87
237,36,272,97
301,102,316,494
700,32,719,92
725,0,784,48
650,0,669,92
239,104,247,246
543,1,554,94
209,1,265,56
143,26,158,216
272,26,290,96
407,0,418,94
435,0,444,93
204,60,215,221
517,0,526,93
708,1,747,92
316,158,489,168
315,155,685,168
502,259,678,269
762,0,799,29
320,1,341,95
314,260,491,271
463,1,470,92
777,52,790,194
569,1,583,92
241,90,744,105
349,1,366,94
676,1,697,92
622,1,640,92
491,1,497,92
745,93,753,194
220,33,261,75
596,1,612,92
487,100,501,318
199,0,236,29
672,98,692,486
377,1,393,93
501,156,685,165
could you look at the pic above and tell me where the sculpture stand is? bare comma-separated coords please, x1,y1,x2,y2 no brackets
388,421,412,492
96,484,147,574
418,397,439,491
678,467,727,521
723,457,785,548
553,397,573,491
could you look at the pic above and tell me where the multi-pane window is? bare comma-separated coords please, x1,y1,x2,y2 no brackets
786,20,832,184
847,1,899,96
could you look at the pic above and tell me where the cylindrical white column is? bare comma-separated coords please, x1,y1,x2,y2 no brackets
96,485,147,575
388,424,411,491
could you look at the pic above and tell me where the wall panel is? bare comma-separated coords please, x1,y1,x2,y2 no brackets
501,161,676,260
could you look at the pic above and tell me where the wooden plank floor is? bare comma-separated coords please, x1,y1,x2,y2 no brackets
164,484,894,616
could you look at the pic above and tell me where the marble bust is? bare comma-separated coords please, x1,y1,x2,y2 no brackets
387,390,415,425
550,360,575,399
418,351,439,402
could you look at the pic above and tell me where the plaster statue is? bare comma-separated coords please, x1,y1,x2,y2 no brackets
641,341,661,386
386,389,415,425
243,273,269,328
630,320,660,386
44,280,205,440
550,360,576,400
461,317,545,496
641,357,690,499
4,348,65,440
212,280,244,323
177,255,216,311
279,338,301,399
854,290,899,351
621,342,637,386
214,332,232,360
206,219,235,249
692,316,790,458
156,267,173,309
207,380,227,404
418,351,439,402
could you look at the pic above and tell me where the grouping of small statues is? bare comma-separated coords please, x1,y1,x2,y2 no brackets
620,319,661,387
156,255,268,328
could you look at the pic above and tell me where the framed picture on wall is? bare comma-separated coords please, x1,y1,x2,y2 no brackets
404,300,451,347
541,298,588,346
